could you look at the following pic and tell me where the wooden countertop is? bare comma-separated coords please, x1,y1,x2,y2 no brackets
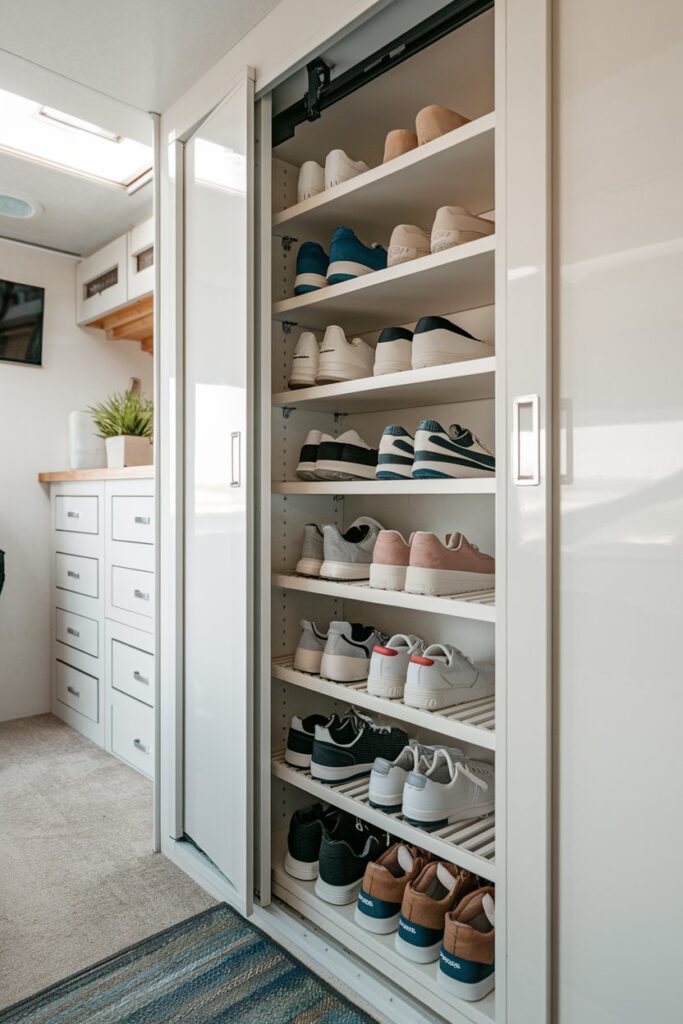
38,466,154,482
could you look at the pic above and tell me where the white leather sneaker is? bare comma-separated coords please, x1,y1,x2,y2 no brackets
288,331,320,388
412,315,493,369
404,643,495,710
430,206,495,252
297,160,324,203
387,224,431,267
373,326,413,376
317,325,374,383
324,149,369,189
402,750,495,827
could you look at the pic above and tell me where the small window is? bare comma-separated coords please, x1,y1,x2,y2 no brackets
136,246,153,273
84,266,118,299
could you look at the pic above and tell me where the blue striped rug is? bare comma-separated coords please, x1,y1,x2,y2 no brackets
0,904,376,1023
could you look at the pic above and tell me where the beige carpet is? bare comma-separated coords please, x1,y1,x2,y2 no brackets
0,714,215,1009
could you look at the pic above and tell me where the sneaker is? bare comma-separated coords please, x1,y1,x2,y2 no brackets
320,519,383,580
295,522,324,576
412,421,495,479
310,709,409,783
415,104,469,145
327,227,387,285
383,128,418,163
368,741,442,812
439,888,496,1001
367,634,424,699
387,224,431,267
396,862,477,963
376,425,414,480
369,529,411,591
404,643,495,710
355,843,427,934
405,532,495,596
411,315,493,369
294,241,329,294
431,206,494,253
285,713,334,768
325,149,369,189
316,430,378,481
293,620,328,674
317,325,374,383
285,803,339,879
296,429,323,480
315,814,391,905
373,326,413,376
320,622,389,683
297,161,325,203
402,750,494,829
288,331,320,388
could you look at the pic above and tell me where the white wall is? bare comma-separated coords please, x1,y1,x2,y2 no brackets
0,240,152,722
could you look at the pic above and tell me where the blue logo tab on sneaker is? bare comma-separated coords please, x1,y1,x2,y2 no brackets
397,913,445,948
439,946,495,986
327,227,387,285
357,889,401,920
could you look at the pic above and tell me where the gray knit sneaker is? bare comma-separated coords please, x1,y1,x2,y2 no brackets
293,620,328,674
320,621,389,682
320,520,383,580
296,524,324,576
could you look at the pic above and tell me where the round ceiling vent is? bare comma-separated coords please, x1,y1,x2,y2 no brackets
0,191,43,219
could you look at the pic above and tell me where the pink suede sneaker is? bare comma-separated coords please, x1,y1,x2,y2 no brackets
404,532,495,596
369,530,412,591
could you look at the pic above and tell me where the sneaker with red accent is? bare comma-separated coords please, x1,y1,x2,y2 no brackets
367,633,424,698
404,643,494,710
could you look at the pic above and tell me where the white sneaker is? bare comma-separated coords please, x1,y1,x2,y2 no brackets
297,160,324,203
431,206,495,253
368,742,463,812
367,634,424,699
325,149,369,189
412,315,493,369
404,643,495,710
373,326,413,376
317,325,374,383
288,331,320,388
402,749,494,827
387,224,431,267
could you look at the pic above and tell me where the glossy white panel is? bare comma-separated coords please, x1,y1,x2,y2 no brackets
555,2,683,1021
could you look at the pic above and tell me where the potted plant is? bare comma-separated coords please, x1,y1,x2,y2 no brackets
88,390,153,469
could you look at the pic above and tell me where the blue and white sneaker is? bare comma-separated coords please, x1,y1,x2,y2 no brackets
327,227,387,285
413,421,495,479
412,315,493,369
294,241,329,295
376,425,414,480
373,326,414,376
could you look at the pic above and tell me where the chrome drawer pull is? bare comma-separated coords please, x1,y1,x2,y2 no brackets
67,685,80,697
66,510,81,519
134,516,151,525
66,627,80,637
133,738,150,754
67,570,80,579
133,670,149,685
134,589,150,601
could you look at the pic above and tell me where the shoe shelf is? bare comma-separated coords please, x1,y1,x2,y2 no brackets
272,113,495,242
272,479,495,496
272,751,496,882
271,830,495,1024
271,655,496,751
272,236,495,334
272,572,496,623
272,357,496,414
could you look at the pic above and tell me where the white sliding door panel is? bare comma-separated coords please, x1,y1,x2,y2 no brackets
183,74,254,904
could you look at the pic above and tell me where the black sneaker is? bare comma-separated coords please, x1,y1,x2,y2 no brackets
285,803,340,880
285,713,332,768
315,430,379,481
310,709,410,783
314,814,392,904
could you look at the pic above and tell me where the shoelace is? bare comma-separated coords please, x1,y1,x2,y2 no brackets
351,707,391,735
432,749,490,791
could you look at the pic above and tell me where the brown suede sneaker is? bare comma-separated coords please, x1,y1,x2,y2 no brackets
395,861,477,963
404,531,495,596
383,128,418,163
439,887,495,1001
415,104,470,145
355,843,427,934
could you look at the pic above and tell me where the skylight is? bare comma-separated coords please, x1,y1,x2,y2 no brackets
0,88,153,189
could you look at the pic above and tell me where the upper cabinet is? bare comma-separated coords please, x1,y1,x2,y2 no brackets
127,218,155,301
76,216,153,325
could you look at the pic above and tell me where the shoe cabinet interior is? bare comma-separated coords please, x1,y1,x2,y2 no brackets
257,8,500,1022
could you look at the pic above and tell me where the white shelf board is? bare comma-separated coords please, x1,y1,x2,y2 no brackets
271,831,495,1024
271,655,495,750
271,572,496,623
272,357,496,413
272,236,495,334
272,752,496,881
272,114,495,241
272,479,495,496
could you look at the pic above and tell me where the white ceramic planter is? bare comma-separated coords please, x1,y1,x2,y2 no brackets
105,435,153,469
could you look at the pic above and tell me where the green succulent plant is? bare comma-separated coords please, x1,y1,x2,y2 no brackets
88,390,153,440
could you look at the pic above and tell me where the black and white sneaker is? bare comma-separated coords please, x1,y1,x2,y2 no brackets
296,429,323,480
315,430,379,481
315,813,392,904
412,421,495,479
311,709,410,783
285,803,341,880
319,622,389,683
285,713,334,768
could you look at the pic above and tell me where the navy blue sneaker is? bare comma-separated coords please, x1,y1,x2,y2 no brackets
327,227,387,285
376,425,415,480
294,241,329,295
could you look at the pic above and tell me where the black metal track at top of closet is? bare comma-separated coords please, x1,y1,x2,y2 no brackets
272,0,493,147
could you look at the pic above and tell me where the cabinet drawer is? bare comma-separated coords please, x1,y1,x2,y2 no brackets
55,608,99,657
111,495,154,544
111,566,154,618
111,695,154,777
55,552,98,598
112,640,154,707
55,495,99,535
56,660,98,722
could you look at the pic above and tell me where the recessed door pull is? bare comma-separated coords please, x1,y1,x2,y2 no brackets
66,627,80,637
512,394,541,486
133,739,151,754
67,686,80,697
134,589,150,601
66,510,81,518
133,670,149,685
134,516,151,525
230,431,241,488
67,570,80,579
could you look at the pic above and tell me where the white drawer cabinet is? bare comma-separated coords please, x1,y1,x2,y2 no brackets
111,638,154,707
111,566,154,619
111,495,154,544
110,689,154,778
56,660,99,723
55,494,99,534
55,551,99,598
55,607,99,658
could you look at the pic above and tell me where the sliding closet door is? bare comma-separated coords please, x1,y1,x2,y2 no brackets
183,74,254,905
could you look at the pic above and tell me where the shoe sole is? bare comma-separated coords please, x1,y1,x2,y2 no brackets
315,460,376,480
373,361,412,376
394,931,441,964
404,567,495,595
411,462,494,479
438,966,495,1002
296,462,318,479
369,563,407,591
310,760,374,782
284,747,311,768
316,361,372,383
292,647,323,674
284,852,319,880
403,684,495,710
314,876,362,905
327,260,378,284
319,560,371,580
354,906,401,934
295,558,322,577
319,651,369,683
402,799,495,828
366,673,405,699
294,273,328,292
289,375,317,388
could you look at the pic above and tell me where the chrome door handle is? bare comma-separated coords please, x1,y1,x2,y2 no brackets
230,431,241,488
134,589,150,601
66,627,80,637
133,738,150,754
66,510,81,518
67,685,80,697
134,516,151,525
133,670,149,685
67,570,80,579
512,394,540,486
